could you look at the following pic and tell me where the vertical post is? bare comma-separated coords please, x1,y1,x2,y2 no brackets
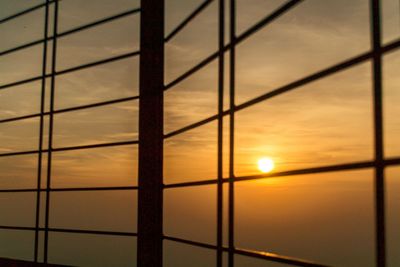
217,0,224,266
228,0,236,266
44,0,58,263
35,0,49,262
137,0,164,266
370,0,386,266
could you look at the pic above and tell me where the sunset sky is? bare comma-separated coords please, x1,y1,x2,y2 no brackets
0,0,400,266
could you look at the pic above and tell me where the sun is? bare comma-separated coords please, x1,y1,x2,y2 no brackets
257,157,275,173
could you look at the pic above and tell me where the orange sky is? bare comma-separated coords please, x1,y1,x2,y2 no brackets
0,0,400,266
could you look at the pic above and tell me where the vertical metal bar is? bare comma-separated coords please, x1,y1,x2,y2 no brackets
137,0,164,266
217,0,225,266
370,0,386,266
228,0,236,266
34,0,50,262
44,0,59,263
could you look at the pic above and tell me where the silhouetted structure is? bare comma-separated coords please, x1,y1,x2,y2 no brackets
0,0,399,266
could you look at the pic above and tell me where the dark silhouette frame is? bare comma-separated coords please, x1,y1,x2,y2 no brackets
0,0,399,266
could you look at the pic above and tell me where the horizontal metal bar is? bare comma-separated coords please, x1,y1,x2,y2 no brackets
234,0,303,44
164,113,221,138
163,235,217,250
0,225,36,231
57,8,140,38
0,150,39,157
0,189,38,193
164,235,331,267
385,157,400,166
164,50,219,90
163,179,218,189
0,95,139,124
229,160,390,183
0,140,138,158
0,39,44,57
56,50,140,76
383,38,400,54
0,225,137,237
52,140,139,152
0,50,140,91
0,1,56,24
234,248,331,267
0,257,66,266
0,186,138,193
51,186,138,192
48,228,137,237
0,76,43,91
0,113,42,124
0,7,140,58
55,95,139,114
164,0,214,42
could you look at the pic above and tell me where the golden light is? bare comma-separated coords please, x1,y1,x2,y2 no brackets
257,157,275,173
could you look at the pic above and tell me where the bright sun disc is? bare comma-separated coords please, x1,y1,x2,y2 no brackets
257,157,275,173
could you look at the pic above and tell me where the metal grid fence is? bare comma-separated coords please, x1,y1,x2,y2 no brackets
0,0,399,266
0,0,140,264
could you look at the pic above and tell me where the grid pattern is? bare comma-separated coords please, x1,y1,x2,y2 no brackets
0,0,140,264
162,0,399,266
0,0,400,266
